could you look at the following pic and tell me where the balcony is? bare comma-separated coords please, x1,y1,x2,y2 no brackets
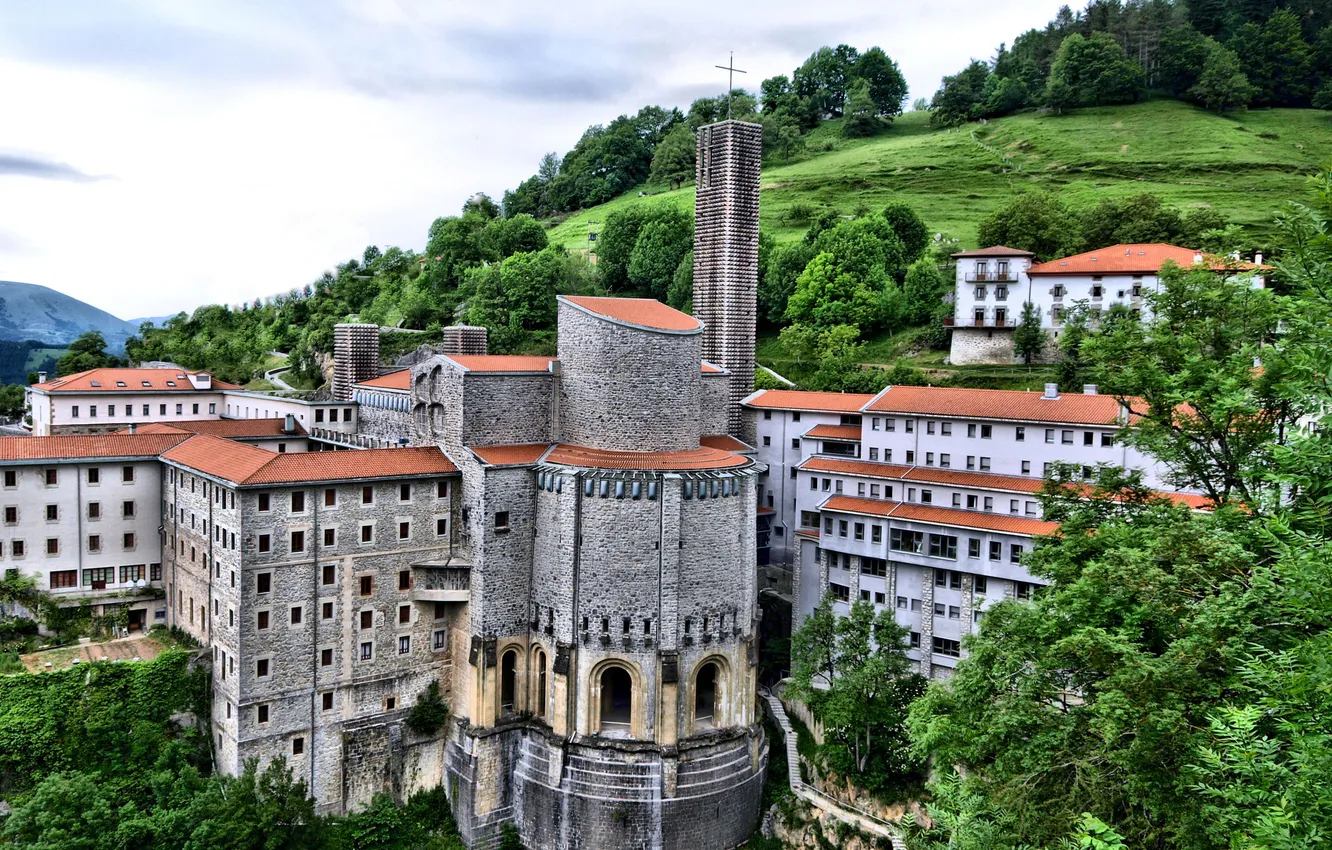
410,558,471,603
965,271,1019,283
946,315,1018,328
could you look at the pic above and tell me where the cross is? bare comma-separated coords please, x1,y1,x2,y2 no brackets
715,52,747,119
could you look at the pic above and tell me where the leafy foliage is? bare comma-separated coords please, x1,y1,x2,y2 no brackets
405,680,450,737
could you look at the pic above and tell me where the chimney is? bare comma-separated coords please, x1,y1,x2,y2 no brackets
1255,251,1263,265
283,413,296,434
37,372,46,384
127,422,137,435
1193,252,1203,264
1043,383,1059,399
1083,384,1098,395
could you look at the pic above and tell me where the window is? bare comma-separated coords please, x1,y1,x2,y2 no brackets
257,704,269,724
941,422,953,436
359,641,373,661
1045,428,1055,444
323,528,336,547
975,575,988,594
291,531,306,553
1017,581,1034,600
905,450,915,464
359,609,374,629
934,602,946,616
763,436,770,446
870,484,880,498
399,603,411,624
925,452,934,466
890,528,924,553
968,538,981,558
821,478,830,492
321,648,333,666
51,569,77,589
1010,544,1024,563
886,419,895,432
291,491,305,513
322,692,334,711
436,518,448,537
290,606,302,625
398,570,411,591
853,522,864,541
322,601,333,619
932,637,961,658
940,453,951,468
398,521,410,540
11,540,23,557
434,601,447,620
3,506,14,524
868,448,879,461
433,629,447,649
360,524,374,544
824,517,832,534
910,598,921,611
896,595,907,609
1061,430,1074,445
159,404,166,415
1102,433,1113,447
829,583,850,602
871,525,882,544
1021,460,1031,474
494,511,509,531
928,534,958,559
905,420,914,434
979,457,991,471
45,538,58,555
437,480,449,498
71,406,79,418
258,534,271,553
1,471,12,488
1026,501,1038,516
863,557,887,577
989,541,1002,560
799,510,819,528
258,493,271,512
1015,426,1025,442
791,438,800,450
175,404,182,415
122,532,135,550
323,488,337,507
82,566,113,585
362,486,374,505
838,520,848,538
143,404,149,416
1010,499,1020,514
45,504,58,521
983,496,993,511
257,658,270,678
966,455,975,470
359,575,373,596
257,572,271,594
398,635,411,654
257,610,270,630
121,499,135,518
791,412,801,422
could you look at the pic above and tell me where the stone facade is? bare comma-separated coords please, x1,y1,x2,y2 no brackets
693,120,761,439
948,327,1017,365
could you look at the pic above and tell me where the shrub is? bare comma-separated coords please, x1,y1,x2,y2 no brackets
406,681,450,736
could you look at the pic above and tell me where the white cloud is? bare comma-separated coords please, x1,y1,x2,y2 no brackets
0,0,1056,319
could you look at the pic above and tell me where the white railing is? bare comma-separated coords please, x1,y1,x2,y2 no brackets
308,427,408,449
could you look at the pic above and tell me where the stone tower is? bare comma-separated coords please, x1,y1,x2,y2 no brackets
332,323,380,401
692,119,762,439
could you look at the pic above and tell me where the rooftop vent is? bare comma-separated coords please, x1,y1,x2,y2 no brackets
283,413,296,434
1255,251,1263,264
1083,384,1098,395
1043,383,1060,400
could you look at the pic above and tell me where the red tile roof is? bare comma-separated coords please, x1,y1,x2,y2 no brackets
743,389,876,413
0,434,190,461
865,385,1126,426
952,245,1036,258
470,444,551,466
701,362,725,374
560,295,702,333
447,355,555,373
805,424,861,440
801,456,1044,493
118,418,305,438
32,368,240,393
545,444,749,471
822,495,1059,535
163,434,456,484
700,434,753,452
1025,243,1264,276
355,369,410,390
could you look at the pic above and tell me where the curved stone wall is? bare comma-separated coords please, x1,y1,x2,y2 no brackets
557,302,702,452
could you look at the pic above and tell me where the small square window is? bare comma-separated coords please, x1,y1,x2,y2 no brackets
322,601,333,619
360,524,373,544
362,486,374,505
494,511,510,531
257,572,271,594
290,606,303,625
398,635,411,654
399,521,410,540
360,641,373,661
399,604,411,624
359,575,373,596
398,570,411,590
257,658,270,678
320,648,333,666
360,610,374,629
322,692,334,711
257,704,269,724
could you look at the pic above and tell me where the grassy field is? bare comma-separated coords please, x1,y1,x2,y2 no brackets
24,347,67,371
547,101,1332,252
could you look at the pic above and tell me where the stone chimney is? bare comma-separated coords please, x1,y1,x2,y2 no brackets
1083,384,1098,395
1043,383,1059,399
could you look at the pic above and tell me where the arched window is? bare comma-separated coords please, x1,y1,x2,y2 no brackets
695,662,718,731
534,649,547,717
599,666,633,736
500,649,518,713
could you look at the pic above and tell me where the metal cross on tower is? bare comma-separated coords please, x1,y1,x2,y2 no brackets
714,52,747,119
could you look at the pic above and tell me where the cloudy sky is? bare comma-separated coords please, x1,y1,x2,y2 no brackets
0,0,1057,320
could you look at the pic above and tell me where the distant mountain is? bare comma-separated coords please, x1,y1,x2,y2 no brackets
0,281,139,351
128,314,182,329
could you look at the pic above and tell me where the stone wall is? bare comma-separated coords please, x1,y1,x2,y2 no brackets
948,328,1016,365
557,302,702,452
357,403,410,445
698,372,732,437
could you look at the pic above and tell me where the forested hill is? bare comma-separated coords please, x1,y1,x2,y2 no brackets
547,100,1332,251
0,281,138,350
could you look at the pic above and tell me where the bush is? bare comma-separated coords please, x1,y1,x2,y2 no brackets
406,681,450,737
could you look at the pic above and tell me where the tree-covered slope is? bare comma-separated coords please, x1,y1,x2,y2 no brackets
548,101,1332,251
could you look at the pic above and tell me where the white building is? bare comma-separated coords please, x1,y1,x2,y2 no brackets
948,243,1266,365
745,383,1209,678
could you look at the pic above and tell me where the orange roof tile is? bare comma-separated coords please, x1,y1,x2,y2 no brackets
701,362,725,374
545,444,749,471
447,355,555,373
952,245,1036,258
700,434,753,452
743,389,875,413
355,370,410,390
0,434,190,461
470,444,551,466
865,385,1126,426
1026,243,1264,276
560,295,702,333
117,418,305,438
822,495,1059,535
801,456,1045,493
805,424,861,440
32,368,240,393
163,434,456,485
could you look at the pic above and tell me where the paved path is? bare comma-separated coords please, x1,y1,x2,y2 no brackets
760,686,903,848
263,351,296,391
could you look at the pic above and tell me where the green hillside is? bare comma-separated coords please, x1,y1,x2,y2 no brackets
548,101,1332,252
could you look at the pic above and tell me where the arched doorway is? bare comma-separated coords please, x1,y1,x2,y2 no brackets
500,649,518,714
694,662,719,731
599,666,633,737
533,649,547,718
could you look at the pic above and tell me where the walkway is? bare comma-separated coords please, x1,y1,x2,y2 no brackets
263,351,295,391
760,686,903,848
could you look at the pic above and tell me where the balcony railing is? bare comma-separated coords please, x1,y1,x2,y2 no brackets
965,271,1019,282
947,316,1018,328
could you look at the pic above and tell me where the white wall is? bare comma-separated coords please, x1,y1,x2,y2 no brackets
31,391,227,435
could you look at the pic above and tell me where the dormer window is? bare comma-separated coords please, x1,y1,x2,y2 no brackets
165,381,176,387
115,381,126,387
141,381,151,387
90,381,100,387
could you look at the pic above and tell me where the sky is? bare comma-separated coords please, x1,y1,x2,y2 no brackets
0,0,1059,320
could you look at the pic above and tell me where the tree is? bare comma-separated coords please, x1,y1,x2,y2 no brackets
791,595,926,794
1045,32,1145,111
2,771,119,849
627,207,692,301
1078,193,1185,250
930,60,990,125
850,46,908,118
841,79,882,138
667,251,693,313
56,331,123,375
648,123,695,188
595,206,651,291
1190,40,1255,113
480,214,548,261
1155,24,1211,96
1012,300,1047,365
881,203,930,264
1232,10,1314,108
976,192,1081,260
461,192,500,220
901,258,948,325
